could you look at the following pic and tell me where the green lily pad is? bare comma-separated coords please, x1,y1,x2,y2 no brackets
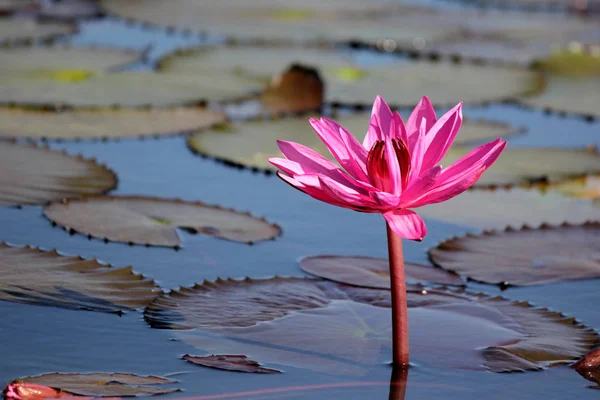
187,113,522,170
552,175,600,199
429,222,600,286
0,141,116,206
419,187,600,229
16,373,178,396
43,195,282,247
158,46,540,107
145,277,596,374
0,18,74,44
300,255,464,288
441,146,600,187
518,51,600,118
0,106,226,140
0,242,161,313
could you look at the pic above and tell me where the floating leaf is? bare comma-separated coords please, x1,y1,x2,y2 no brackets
0,71,245,107
0,106,226,140
0,141,116,206
573,348,600,388
553,175,600,199
0,18,74,44
300,255,463,288
43,196,282,247
0,242,160,313
0,46,142,74
182,354,281,374
158,46,539,107
436,0,599,13
260,64,324,115
34,0,101,21
419,187,600,229
442,147,600,187
519,51,600,118
429,222,600,286
15,373,178,397
147,277,596,374
187,114,522,170
0,1,37,15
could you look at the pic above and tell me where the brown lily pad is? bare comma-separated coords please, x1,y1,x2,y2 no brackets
0,17,74,44
146,277,596,374
43,195,281,247
16,373,178,397
573,348,600,388
300,255,463,288
0,141,116,206
429,222,600,287
0,242,160,313
158,45,539,107
182,354,281,374
0,106,226,140
419,187,600,230
188,113,522,171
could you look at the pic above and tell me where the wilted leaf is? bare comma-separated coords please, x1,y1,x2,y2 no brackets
158,46,540,107
300,255,463,288
0,106,226,140
147,277,596,374
0,242,160,313
518,51,600,118
44,195,281,247
573,348,600,388
0,18,74,44
442,146,600,187
429,222,600,286
419,187,600,229
188,114,522,170
182,354,281,374
260,64,324,114
0,141,116,206
0,46,142,74
16,373,178,396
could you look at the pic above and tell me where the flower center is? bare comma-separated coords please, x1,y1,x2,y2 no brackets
366,138,411,192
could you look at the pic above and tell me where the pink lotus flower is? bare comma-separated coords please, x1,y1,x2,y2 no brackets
269,95,506,367
269,96,506,241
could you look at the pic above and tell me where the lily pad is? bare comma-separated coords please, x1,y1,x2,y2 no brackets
573,348,600,388
146,277,595,374
300,255,463,288
437,0,599,13
158,46,540,107
0,106,226,140
0,242,160,313
182,354,282,374
0,71,245,107
0,141,116,206
43,195,282,247
518,52,600,118
0,46,141,73
16,373,178,396
441,146,600,187
187,114,522,170
0,1,37,15
0,17,74,44
34,0,101,21
429,222,600,286
419,187,600,229
552,175,600,199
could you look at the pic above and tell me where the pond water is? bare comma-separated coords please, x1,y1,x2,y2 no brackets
1,3,599,400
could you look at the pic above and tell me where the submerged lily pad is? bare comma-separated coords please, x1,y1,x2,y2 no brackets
0,242,160,313
16,373,178,396
43,196,281,247
419,187,600,229
0,106,226,140
0,141,116,206
519,52,600,118
0,46,142,74
0,18,74,44
182,354,282,374
441,146,600,187
158,46,539,107
187,114,522,170
300,255,463,288
147,277,595,374
429,222,600,286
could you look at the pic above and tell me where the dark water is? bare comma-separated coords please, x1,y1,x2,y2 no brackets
1,9,600,400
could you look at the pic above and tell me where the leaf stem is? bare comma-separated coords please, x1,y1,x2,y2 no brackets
386,222,409,367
